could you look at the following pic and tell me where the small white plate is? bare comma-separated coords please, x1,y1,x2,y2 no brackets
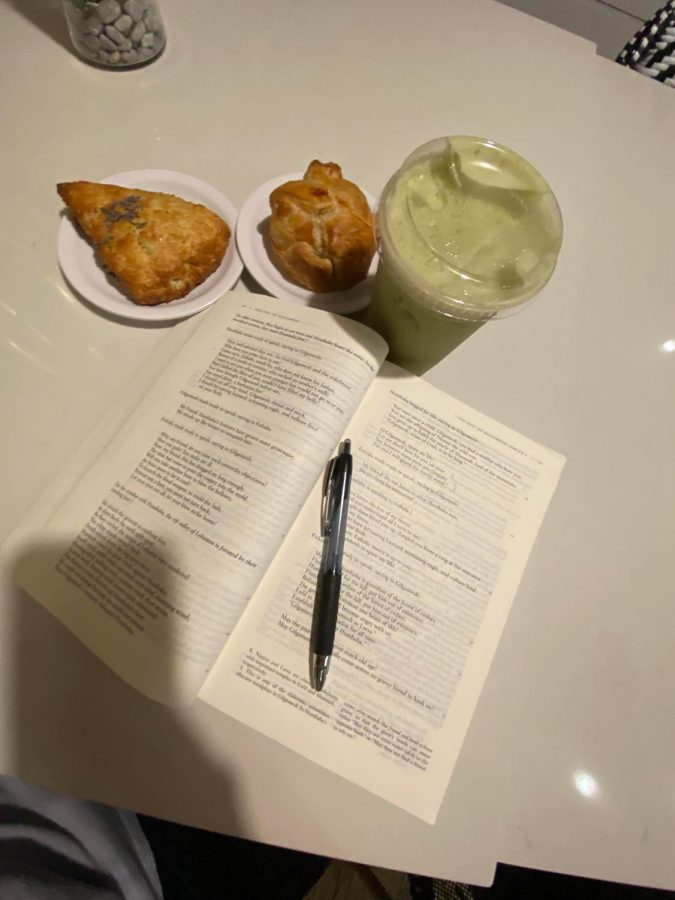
58,169,243,323
236,173,378,315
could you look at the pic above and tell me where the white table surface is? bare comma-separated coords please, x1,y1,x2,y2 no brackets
2,0,674,889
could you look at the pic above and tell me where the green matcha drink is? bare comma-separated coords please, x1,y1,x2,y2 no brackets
368,137,563,373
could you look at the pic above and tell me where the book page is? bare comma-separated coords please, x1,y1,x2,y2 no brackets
11,294,387,705
199,365,565,822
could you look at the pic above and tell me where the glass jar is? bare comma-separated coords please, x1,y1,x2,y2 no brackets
61,0,166,68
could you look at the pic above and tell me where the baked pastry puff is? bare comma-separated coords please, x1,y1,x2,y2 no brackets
269,161,376,293
57,181,230,305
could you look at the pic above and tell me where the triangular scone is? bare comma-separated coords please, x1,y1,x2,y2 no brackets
57,181,231,305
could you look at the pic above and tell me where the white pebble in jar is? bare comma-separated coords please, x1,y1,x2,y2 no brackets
124,0,145,22
97,0,121,24
114,14,133,33
60,0,166,68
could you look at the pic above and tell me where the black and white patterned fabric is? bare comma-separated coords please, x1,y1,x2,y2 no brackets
409,874,478,900
616,0,675,88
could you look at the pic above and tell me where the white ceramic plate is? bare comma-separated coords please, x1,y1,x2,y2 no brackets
57,169,243,322
236,173,378,315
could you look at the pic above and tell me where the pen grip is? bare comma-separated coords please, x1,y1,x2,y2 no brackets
310,571,342,656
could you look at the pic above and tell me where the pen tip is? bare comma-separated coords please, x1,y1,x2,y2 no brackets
310,657,329,691
312,667,326,692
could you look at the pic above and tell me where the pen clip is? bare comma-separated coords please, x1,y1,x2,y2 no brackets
320,457,337,537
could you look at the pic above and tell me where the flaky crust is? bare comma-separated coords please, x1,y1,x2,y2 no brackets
268,161,376,293
57,181,231,305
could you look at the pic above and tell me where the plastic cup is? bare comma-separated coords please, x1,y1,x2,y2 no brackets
367,136,563,373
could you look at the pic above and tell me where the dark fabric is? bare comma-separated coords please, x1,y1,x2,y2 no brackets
0,776,161,899
0,837,121,900
139,814,329,900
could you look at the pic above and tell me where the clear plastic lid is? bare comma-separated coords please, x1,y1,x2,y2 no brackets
378,136,563,321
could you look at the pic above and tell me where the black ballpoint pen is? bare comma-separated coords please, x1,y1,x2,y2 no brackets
309,439,352,691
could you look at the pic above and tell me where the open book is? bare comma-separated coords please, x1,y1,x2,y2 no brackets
8,292,564,823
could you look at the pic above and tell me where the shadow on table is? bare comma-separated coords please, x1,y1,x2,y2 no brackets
3,0,72,52
4,535,325,897
7,534,244,825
